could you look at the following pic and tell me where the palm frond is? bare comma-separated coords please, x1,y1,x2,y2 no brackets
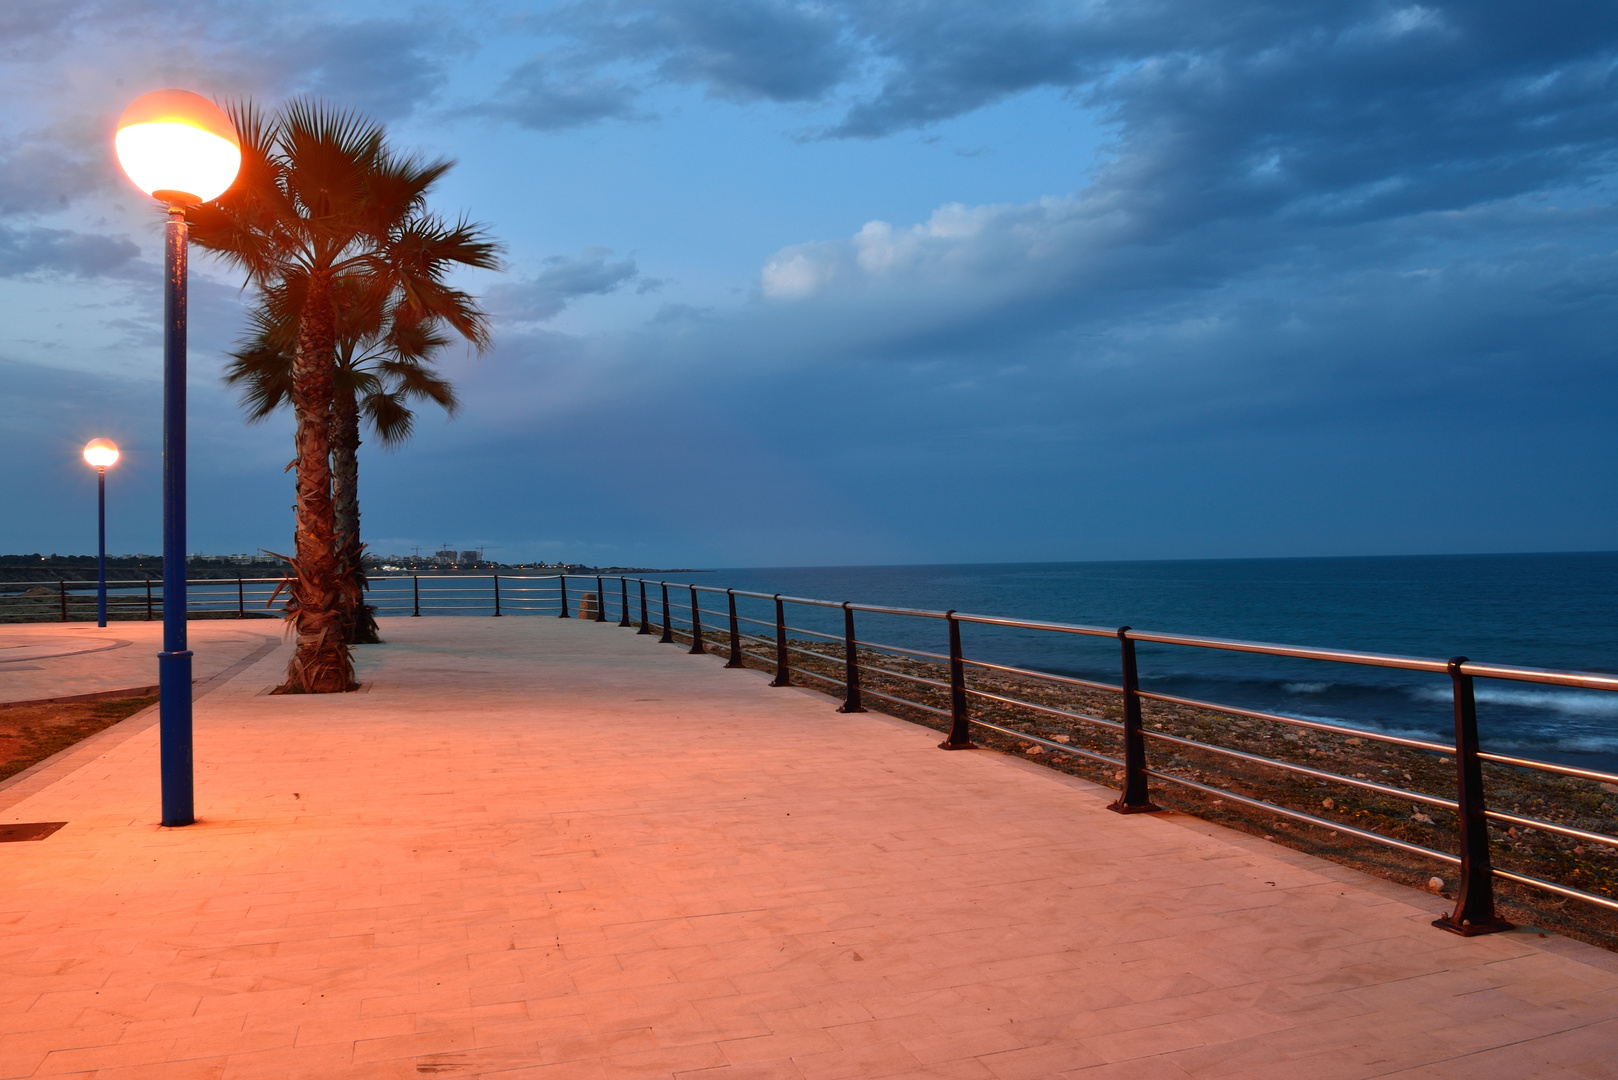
362,389,416,447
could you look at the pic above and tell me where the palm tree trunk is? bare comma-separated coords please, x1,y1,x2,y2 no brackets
331,386,380,644
283,274,355,693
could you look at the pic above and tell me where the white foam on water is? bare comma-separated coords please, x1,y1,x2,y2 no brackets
1410,684,1618,719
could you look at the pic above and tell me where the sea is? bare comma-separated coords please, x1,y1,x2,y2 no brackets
672,553,1618,772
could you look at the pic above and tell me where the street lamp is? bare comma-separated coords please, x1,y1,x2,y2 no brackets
114,89,241,828
82,438,120,627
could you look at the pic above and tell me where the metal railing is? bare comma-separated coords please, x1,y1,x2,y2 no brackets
594,574,1618,938
0,576,290,620
9,569,1615,936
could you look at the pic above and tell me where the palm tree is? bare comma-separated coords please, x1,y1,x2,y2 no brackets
189,100,497,692
227,274,468,644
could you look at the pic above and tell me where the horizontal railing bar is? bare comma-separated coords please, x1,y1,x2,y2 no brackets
964,687,1124,731
966,718,1123,767
1136,689,1455,755
785,643,847,665
960,656,1123,694
1484,810,1618,850
842,601,950,619
776,594,846,610
781,623,841,643
1144,768,1462,865
790,667,846,688
849,637,952,663
1141,728,1460,810
951,612,1117,638
854,661,951,691
1464,663,1618,692
1490,866,1618,914
1476,752,1618,787
1126,629,1452,673
858,686,952,717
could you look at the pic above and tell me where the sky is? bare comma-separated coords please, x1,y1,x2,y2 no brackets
2,0,1616,568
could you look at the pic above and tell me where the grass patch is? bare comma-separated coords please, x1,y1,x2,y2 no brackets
0,695,159,782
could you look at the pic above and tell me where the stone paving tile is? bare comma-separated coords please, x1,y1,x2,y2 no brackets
2,616,1618,1078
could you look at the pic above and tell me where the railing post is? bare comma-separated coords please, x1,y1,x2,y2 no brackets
558,575,570,618
237,577,244,618
659,582,674,643
1434,657,1512,936
725,590,744,668
412,574,420,617
688,586,706,654
595,576,608,622
1109,627,1160,812
770,595,791,686
59,579,68,622
838,602,865,713
493,574,502,617
619,577,632,627
938,611,975,749
146,577,153,621
637,579,652,634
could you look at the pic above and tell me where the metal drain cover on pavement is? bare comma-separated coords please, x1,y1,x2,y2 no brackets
0,822,66,842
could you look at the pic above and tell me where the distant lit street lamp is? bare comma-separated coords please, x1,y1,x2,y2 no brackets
82,438,120,627
114,89,241,828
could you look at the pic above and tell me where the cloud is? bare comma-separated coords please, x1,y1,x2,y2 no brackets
488,248,641,322
0,2,463,223
0,131,110,216
647,302,711,325
0,225,139,278
483,54,644,131
734,0,1618,376
557,0,852,103
267,17,463,122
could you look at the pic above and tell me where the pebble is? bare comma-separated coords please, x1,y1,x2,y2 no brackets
1051,734,1070,744
1412,813,1434,824
1428,876,1445,894
1025,745,1043,755
1321,797,1335,810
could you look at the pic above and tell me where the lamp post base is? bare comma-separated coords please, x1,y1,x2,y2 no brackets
158,649,194,827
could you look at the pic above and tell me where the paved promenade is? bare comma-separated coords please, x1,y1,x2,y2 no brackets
2,617,1616,1079
1,621,281,705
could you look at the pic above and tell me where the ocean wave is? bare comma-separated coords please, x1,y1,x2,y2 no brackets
1409,685,1618,718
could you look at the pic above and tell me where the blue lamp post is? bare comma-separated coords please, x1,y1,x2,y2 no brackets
82,438,120,626
114,89,241,828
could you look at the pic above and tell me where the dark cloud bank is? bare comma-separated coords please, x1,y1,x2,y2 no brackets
461,0,1618,562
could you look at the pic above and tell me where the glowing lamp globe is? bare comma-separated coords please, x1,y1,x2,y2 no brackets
83,438,120,469
114,89,241,205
